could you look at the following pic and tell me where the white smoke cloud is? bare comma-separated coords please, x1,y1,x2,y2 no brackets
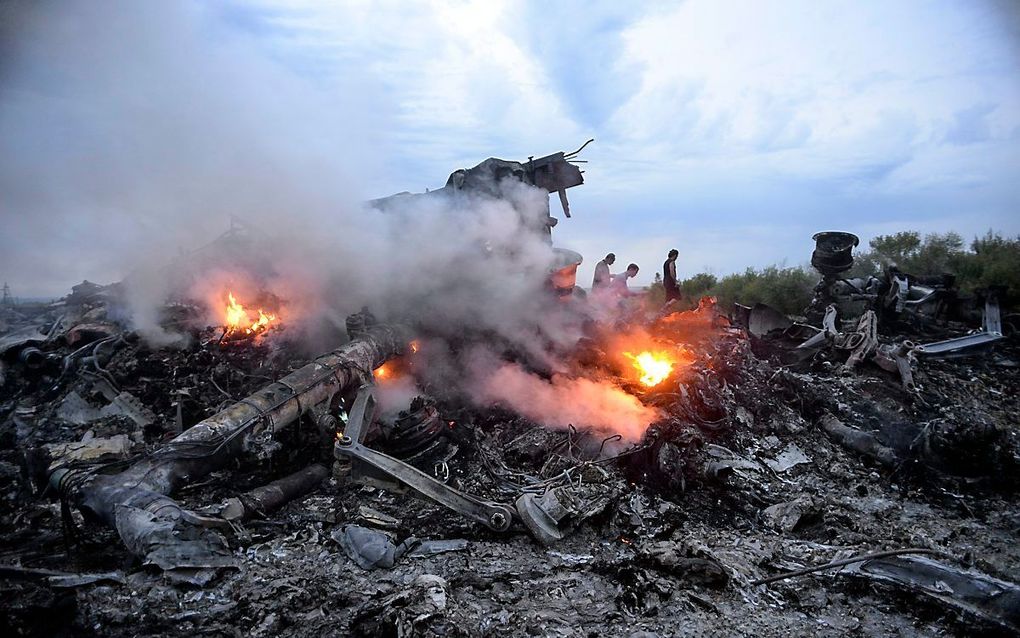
472,361,660,442
0,1,382,297
0,1,663,439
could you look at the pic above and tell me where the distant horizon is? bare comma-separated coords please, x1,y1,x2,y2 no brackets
5,223,1014,300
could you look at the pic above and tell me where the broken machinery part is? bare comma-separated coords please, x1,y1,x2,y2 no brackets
334,385,515,532
48,322,413,575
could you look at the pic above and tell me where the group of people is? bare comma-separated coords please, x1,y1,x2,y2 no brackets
591,249,681,304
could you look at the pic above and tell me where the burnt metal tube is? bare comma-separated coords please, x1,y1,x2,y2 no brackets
51,323,411,567
220,464,330,521
819,413,898,467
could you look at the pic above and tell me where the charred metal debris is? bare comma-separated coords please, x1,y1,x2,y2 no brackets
1,153,1019,636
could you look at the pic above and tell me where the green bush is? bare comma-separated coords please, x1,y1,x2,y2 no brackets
645,267,813,315
708,266,815,315
646,273,666,305
644,272,721,311
954,231,1020,298
681,272,718,300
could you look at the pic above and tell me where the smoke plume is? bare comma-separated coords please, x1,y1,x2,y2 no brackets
474,363,660,442
0,1,660,439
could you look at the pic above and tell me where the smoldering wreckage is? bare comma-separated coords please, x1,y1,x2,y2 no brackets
1,145,1018,637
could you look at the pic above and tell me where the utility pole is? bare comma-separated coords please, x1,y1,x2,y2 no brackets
1,282,12,306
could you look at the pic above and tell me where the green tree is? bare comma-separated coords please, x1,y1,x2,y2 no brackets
954,231,1020,296
869,231,922,267
681,272,717,300
862,231,964,274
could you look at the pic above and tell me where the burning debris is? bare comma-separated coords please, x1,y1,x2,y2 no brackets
624,351,674,387
220,292,278,342
1,155,1018,637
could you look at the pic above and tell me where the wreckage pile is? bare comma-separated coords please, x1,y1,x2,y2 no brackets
1,257,1018,637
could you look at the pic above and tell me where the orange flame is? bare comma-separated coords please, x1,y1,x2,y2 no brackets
624,350,674,387
223,291,277,337
251,308,275,333
225,292,247,329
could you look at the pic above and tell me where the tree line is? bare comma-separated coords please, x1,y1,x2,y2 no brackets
646,231,1020,315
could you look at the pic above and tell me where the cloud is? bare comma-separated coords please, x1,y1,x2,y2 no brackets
245,0,586,188
505,1,644,129
942,103,997,146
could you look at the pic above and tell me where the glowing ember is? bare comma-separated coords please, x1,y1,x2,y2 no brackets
373,363,390,379
624,350,674,387
410,340,420,353
223,291,277,338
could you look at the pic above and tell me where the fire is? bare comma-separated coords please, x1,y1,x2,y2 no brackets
624,350,674,387
223,291,277,338
251,308,275,333
225,292,247,328
373,363,391,379
410,340,420,353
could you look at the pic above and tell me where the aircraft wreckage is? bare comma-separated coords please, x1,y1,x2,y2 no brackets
1,145,1018,636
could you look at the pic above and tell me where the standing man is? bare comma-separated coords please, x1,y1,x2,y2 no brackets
592,252,616,291
663,249,681,304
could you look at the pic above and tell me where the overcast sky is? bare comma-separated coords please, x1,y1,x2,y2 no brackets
2,0,1019,296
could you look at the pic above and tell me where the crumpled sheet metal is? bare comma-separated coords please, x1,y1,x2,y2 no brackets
114,504,234,585
0,326,48,357
747,304,793,338
762,443,811,473
516,483,614,546
55,390,155,427
761,496,819,533
847,554,1020,634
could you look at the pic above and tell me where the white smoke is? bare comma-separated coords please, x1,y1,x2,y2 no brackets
0,1,660,439
472,361,660,442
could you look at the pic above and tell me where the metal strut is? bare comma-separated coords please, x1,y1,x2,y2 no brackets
334,385,514,532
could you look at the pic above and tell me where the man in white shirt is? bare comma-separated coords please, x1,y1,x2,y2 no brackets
610,263,640,297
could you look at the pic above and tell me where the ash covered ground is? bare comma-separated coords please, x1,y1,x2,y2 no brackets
1,283,1018,637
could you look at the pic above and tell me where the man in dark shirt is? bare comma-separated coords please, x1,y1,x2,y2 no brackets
592,253,616,290
663,249,680,304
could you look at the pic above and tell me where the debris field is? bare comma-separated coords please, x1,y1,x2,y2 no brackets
1,153,1018,637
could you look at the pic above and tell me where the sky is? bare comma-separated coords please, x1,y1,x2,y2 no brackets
1,0,1019,296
